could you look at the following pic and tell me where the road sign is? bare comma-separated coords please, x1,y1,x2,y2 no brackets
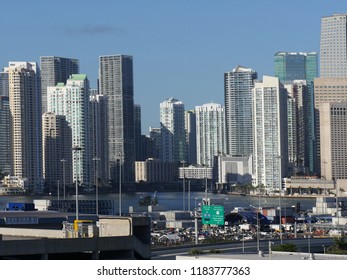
202,205,224,225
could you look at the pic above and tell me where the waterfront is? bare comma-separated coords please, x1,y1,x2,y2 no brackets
0,191,316,214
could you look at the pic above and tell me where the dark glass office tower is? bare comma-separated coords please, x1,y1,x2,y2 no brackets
274,52,318,174
99,55,135,186
40,56,79,113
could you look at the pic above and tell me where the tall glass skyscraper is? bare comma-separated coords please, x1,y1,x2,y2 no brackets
99,55,135,185
0,71,9,97
40,56,79,113
224,65,257,157
0,96,10,174
320,14,347,77
274,52,318,174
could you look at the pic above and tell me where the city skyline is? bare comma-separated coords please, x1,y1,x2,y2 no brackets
1,1,346,132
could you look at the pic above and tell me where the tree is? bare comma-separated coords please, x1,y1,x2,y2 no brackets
138,192,159,206
327,237,347,255
272,243,297,252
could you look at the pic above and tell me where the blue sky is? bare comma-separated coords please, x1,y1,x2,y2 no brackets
1,0,346,132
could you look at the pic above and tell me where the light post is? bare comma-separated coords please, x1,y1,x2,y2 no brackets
205,164,208,200
57,180,60,202
61,158,66,200
72,146,82,221
93,157,100,215
182,161,186,211
277,155,283,244
118,152,123,216
323,161,327,196
257,185,261,253
335,178,339,226
269,241,274,260
188,180,191,212
195,197,200,210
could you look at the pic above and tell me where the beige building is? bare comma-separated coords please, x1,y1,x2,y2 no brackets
135,158,178,183
42,112,72,192
8,62,43,193
314,77,347,178
320,102,347,180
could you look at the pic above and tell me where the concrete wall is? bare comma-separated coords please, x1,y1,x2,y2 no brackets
0,228,64,238
98,218,132,237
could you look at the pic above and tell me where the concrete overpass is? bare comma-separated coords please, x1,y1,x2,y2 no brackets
0,211,151,260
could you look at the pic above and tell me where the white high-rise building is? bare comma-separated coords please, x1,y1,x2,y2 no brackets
320,14,347,77
224,65,257,156
40,56,79,113
160,97,186,163
196,102,226,167
253,76,288,192
7,61,43,193
47,74,91,188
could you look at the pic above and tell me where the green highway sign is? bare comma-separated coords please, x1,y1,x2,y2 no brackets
202,205,225,225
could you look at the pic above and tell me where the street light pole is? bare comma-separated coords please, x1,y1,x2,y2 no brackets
182,161,186,211
93,157,100,215
72,146,82,221
188,180,191,212
119,152,122,216
257,186,261,252
61,158,66,200
277,155,283,244
335,178,339,226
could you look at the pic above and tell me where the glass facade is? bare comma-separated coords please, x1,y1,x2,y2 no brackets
224,65,257,157
40,56,79,113
99,55,135,184
274,52,318,174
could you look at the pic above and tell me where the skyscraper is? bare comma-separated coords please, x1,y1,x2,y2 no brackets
8,62,43,193
196,102,226,167
253,76,288,192
320,14,347,77
99,55,135,185
160,97,186,163
90,90,108,186
274,52,318,174
42,112,72,191
274,52,318,82
185,110,197,164
320,102,347,180
134,104,143,161
0,71,9,97
47,74,91,188
314,77,347,176
40,56,79,113
224,65,257,157
284,81,309,175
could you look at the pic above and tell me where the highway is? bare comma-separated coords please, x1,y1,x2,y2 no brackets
151,238,335,260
